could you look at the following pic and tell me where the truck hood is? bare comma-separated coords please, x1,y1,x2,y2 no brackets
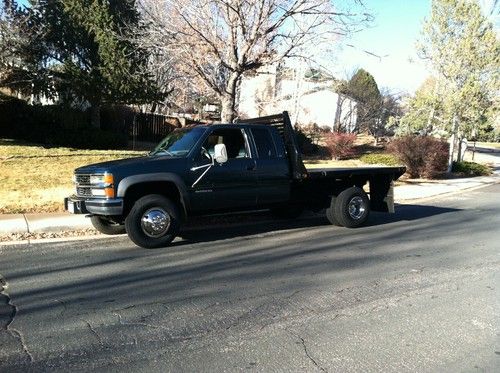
74,155,188,179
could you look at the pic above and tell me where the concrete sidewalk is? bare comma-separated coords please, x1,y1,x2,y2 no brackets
395,173,499,201
1,172,498,236
0,212,90,235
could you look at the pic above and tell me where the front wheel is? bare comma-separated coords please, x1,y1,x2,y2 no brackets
90,216,126,235
332,187,370,228
125,194,180,248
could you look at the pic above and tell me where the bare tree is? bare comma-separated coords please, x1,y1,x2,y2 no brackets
138,0,371,122
143,50,178,113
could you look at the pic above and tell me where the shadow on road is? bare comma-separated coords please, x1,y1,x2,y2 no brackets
176,204,460,246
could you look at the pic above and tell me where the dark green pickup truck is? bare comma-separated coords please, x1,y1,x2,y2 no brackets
65,112,405,248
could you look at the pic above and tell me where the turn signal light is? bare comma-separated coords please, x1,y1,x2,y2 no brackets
103,174,114,185
104,187,115,198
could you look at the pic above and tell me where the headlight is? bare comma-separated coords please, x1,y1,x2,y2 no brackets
90,174,115,198
91,189,106,196
90,174,114,186
90,187,115,198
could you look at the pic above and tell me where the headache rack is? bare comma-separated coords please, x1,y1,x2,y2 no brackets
236,111,308,180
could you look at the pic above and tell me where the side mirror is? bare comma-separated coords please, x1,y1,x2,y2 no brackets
214,143,228,164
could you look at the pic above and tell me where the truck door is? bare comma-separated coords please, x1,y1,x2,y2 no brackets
190,127,257,211
250,127,291,205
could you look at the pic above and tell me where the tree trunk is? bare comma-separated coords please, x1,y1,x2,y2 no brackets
447,113,459,172
220,72,240,123
90,104,101,129
426,107,435,134
220,96,236,123
456,135,463,162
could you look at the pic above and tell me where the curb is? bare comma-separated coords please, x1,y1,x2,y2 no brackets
0,213,90,235
0,214,29,235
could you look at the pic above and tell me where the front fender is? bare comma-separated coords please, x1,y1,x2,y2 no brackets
116,173,190,212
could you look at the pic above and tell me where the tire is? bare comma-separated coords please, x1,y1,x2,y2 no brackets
325,196,341,226
270,205,304,219
125,194,180,249
332,187,370,228
90,216,126,235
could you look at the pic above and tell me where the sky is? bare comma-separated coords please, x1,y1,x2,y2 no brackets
332,0,432,95
332,0,499,95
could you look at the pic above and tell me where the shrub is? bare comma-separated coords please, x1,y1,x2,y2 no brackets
388,135,449,179
452,161,491,176
359,153,400,166
323,132,357,160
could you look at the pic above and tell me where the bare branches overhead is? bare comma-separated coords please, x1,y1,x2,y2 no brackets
137,0,371,121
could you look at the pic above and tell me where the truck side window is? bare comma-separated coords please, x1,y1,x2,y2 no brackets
251,128,277,159
202,128,249,159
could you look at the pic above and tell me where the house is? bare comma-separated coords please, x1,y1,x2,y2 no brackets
238,64,358,132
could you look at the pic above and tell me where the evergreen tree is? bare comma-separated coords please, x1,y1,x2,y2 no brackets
339,68,383,136
1,0,158,128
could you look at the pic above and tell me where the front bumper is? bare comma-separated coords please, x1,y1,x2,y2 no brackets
64,196,124,216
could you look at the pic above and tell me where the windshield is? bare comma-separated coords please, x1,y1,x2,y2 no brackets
150,127,206,157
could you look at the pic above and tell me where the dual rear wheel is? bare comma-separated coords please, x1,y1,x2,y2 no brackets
326,187,370,228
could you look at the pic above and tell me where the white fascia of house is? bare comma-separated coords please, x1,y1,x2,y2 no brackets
238,66,358,132
291,88,358,132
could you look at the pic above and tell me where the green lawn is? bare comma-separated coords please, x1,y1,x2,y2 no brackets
0,139,145,214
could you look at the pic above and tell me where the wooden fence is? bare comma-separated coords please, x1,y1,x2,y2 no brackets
131,113,181,145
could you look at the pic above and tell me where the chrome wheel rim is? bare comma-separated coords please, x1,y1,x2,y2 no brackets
140,208,171,238
348,196,366,220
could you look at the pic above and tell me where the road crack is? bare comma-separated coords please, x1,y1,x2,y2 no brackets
286,329,327,372
297,335,327,372
85,320,104,346
113,312,168,331
0,275,34,363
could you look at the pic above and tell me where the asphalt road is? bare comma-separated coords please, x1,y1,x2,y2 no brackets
1,184,499,372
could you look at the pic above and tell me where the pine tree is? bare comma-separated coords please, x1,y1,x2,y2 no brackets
1,0,158,128
339,68,383,136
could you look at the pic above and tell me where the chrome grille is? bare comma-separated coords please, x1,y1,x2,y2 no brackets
75,174,91,185
76,187,92,197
